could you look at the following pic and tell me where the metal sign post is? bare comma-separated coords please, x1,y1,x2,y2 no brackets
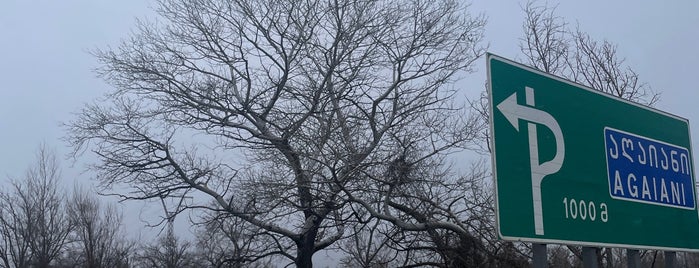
532,243,547,268
582,247,598,268
627,249,640,268
665,251,677,268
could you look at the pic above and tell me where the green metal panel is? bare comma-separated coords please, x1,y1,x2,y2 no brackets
487,54,699,251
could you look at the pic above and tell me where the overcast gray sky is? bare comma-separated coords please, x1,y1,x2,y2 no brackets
1,0,698,255
0,1,152,180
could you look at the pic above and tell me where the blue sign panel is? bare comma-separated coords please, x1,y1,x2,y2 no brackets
605,127,695,209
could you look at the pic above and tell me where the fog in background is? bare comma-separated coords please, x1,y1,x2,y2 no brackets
1,0,697,253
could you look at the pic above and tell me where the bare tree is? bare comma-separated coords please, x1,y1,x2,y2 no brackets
520,0,659,106
135,227,197,268
340,216,400,267
338,157,529,267
0,189,32,268
569,29,659,105
519,1,569,75
193,211,277,268
63,186,133,268
0,146,72,268
25,148,73,268
66,0,486,266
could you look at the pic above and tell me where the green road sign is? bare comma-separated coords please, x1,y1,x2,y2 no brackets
487,54,699,251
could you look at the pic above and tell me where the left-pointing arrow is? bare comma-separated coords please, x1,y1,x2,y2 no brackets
496,91,564,165
496,89,565,235
496,92,524,131
496,91,564,144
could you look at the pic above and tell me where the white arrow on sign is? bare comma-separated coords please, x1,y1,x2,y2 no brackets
496,87,565,235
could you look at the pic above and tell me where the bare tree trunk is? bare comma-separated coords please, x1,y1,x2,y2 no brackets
296,241,315,268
